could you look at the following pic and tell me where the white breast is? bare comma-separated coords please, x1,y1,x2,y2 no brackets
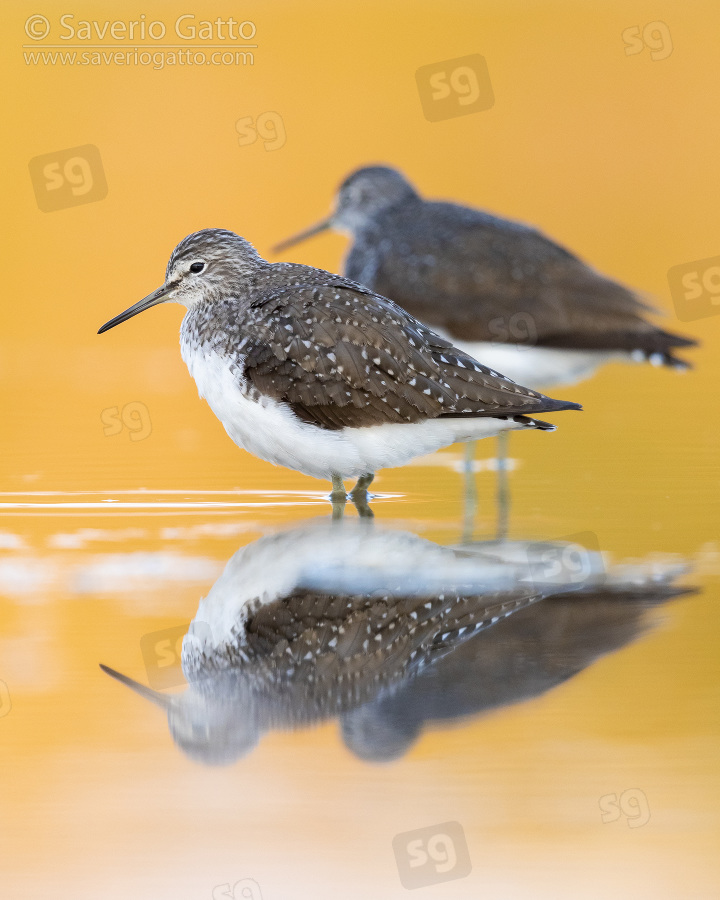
434,334,626,390
181,341,533,482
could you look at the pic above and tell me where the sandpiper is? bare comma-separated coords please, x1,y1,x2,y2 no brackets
98,229,580,504
99,519,691,764
343,561,692,762
274,165,697,389
98,518,549,764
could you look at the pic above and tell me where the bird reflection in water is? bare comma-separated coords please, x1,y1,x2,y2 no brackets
101,519,692,766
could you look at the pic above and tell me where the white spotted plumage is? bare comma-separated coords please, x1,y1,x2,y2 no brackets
103,228,581,489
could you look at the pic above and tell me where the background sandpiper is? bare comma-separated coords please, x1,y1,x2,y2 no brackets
98,229,580,507
275,165,695,527
274,165,697,390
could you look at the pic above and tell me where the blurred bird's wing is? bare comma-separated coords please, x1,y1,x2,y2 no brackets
240,280,579,430
361,203,695,358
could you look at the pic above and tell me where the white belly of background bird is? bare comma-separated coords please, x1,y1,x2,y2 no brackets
434,338,623,390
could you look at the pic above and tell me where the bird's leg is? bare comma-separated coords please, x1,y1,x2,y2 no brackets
350,473,375,519
496,432,510,541
330,474,347,519
351,473,374,494
461,441,478,543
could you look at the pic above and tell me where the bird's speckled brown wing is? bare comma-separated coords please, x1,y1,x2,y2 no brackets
233,585,539,677
239,279,579,430
334,580,694,760
186,584,540,730
354,203,694,357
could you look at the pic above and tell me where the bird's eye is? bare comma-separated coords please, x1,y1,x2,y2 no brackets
189,262,205,274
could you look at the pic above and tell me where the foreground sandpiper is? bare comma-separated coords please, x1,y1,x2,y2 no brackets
98,229,580,507
275,165,696,389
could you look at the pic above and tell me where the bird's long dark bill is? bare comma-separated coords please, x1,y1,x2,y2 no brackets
97,284,169,334
99,663,172,710
272,218,332,253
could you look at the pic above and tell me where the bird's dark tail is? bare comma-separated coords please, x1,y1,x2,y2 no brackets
513,415,557,432
543,327,697,369
535,398,583,414
633,345,694,370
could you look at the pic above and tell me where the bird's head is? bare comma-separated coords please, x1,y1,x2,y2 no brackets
333,166,418,231
166,689,260,766
273,165,418,252
99,663,260,766
98,229,265,334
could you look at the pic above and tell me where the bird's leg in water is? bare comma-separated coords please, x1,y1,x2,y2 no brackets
330,474,347,519
496,432,510,541
350,473,375,519
461,441,478,542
